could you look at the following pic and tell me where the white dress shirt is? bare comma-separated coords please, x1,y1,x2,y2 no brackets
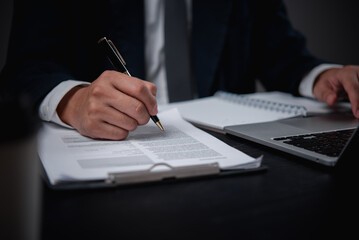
38,0,342,127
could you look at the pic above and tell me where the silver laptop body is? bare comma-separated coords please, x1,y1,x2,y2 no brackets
225,113,359,166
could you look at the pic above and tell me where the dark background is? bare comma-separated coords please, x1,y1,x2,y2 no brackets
1,2,358,239
1,0,359,77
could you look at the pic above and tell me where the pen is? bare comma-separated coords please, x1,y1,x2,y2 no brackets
98,37,164,131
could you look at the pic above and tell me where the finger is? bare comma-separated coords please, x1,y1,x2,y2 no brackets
79,119,129,140
106,91,151,125
106,71,158,115
313,77,338,106
144,81,158,96
101,105,140,131
91,123,129,141
337,67,359,117
90,71,153,125
322,89,338,106
144,82,159,114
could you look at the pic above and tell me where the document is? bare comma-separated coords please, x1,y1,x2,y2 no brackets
39,109,261,185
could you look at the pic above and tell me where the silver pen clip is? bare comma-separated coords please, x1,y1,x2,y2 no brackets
108,40,126,66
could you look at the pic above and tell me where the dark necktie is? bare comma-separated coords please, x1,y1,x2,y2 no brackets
164,0,193,102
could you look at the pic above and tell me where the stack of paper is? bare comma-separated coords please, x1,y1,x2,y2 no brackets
39,109,261,186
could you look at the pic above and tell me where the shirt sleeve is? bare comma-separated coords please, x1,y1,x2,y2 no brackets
38,80,90,128
299,64,343,98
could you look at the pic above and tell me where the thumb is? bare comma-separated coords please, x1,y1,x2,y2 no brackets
313,77,338,106
324,91,338,106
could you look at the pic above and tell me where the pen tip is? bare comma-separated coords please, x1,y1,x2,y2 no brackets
156,122,164,131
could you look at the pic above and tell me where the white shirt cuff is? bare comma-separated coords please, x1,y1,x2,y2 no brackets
299,64,343,98
38,80,90,128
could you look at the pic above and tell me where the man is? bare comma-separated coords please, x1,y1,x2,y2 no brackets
1,0,359,140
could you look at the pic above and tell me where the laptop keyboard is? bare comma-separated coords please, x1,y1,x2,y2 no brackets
273,129,355,157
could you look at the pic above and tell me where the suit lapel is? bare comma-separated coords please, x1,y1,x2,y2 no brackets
192,0,233,97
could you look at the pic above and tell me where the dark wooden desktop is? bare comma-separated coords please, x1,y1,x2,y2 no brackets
41,129,356,240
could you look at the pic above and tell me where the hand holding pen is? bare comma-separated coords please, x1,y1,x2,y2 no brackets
56,39,162,140
98,37,164,131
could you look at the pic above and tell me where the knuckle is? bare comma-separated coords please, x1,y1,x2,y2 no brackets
90,84,104,97
87,101,100,115
343,65,355,71
101,70,115,78
148,83,157,95
335,71,346,81
340,65,358,79
147,81,156,90
133,82,147,95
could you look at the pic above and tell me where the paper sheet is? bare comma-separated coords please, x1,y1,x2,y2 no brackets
38,109,260,185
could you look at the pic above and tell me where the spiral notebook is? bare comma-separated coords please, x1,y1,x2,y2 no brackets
166,91,318,132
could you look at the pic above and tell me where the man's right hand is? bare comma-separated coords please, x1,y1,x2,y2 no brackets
56,70,158,140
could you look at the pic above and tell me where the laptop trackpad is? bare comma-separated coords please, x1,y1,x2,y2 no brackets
279,114,359,132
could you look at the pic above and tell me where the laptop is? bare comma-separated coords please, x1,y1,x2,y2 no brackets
224,112,359,166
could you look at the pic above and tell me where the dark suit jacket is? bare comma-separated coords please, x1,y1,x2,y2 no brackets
0,0,324,106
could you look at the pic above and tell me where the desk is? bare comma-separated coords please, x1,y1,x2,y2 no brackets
41,130,356,240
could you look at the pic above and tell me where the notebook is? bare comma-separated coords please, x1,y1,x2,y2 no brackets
162,91,351,132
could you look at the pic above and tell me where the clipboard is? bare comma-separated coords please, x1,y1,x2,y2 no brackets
39,109,266,190
41,158,267,190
